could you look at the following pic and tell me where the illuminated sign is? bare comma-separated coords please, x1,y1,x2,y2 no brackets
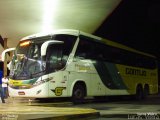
20,40,31,47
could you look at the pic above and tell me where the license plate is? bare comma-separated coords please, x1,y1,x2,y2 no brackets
18,91,25,95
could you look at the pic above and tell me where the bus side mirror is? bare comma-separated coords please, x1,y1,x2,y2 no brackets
1,48,15,61
1,48,15,70
41,40,55,57
41,40,64,56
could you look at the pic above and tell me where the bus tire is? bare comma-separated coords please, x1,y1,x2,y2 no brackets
143,85,149,99
135,85,143,100
72,83,86,104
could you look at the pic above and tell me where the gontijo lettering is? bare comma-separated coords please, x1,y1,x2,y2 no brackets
126,68,146,76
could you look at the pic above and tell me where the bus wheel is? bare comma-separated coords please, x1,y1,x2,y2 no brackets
72,84,86,104
135,85,143,100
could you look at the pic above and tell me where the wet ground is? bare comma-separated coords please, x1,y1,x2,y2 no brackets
1,95,160,120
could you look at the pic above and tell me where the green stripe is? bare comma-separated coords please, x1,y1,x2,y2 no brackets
22,78,38,84
93,61,127,89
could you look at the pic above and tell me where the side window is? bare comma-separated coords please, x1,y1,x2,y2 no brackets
75,35,156,69
75,36,95,59
96,44,124,63
51,34,77,67
46,44,63,73
52,34,77,58
94,43,108,61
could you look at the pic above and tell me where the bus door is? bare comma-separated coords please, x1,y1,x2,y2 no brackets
45,43,67,97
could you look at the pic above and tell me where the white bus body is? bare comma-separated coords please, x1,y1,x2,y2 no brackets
7,29,158,102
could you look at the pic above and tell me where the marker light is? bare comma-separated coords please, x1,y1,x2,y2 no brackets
20,40,31,47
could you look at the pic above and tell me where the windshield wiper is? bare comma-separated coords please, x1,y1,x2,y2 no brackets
31,70,45,78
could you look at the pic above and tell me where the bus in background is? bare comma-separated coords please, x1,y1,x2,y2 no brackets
5,29,158,103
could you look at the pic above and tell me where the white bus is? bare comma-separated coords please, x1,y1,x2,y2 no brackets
7,29,158,103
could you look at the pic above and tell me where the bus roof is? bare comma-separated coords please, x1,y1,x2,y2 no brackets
21,29,156,58
20,29,80,41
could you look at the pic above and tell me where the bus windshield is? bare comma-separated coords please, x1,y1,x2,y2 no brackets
9,40,45,80
9,34,77,80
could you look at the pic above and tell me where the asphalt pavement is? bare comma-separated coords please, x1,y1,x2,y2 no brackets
1,95,160,120
0,97,99,120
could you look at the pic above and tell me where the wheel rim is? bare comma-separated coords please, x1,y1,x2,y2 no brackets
74,89,83,99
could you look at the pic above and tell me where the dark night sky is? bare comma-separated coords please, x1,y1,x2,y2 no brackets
94,0,160,59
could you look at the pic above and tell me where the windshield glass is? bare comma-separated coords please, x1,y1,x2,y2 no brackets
10,41,45,80
9,34,77,80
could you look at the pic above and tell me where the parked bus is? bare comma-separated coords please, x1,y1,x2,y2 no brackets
6,29,158,102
